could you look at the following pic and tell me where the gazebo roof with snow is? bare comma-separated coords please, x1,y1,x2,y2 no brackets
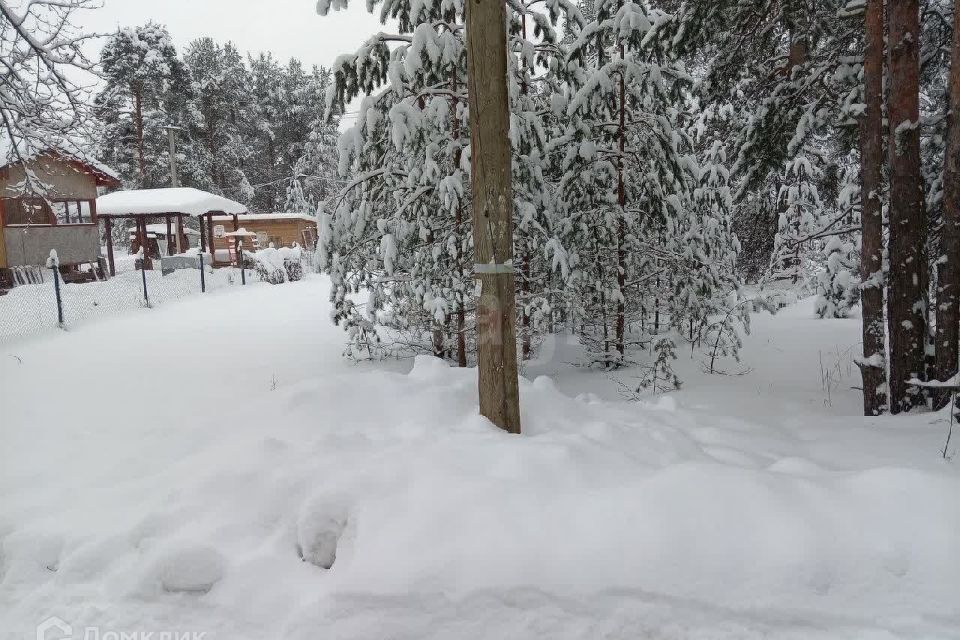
96,187,247,218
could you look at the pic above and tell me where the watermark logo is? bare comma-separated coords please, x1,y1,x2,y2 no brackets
35,617,207,640
37,617,71,640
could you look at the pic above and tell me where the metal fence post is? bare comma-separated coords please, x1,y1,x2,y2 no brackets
45,250,64,327
139,258,150,307
199,251,206,293
51,264,64,327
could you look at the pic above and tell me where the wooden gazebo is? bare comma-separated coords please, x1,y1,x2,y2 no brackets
96,188,247,274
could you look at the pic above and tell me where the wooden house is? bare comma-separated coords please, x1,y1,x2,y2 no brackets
0,148,121,287
210,213,318,262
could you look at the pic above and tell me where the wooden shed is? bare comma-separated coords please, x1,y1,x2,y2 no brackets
0,147,120,286
210,213,318,259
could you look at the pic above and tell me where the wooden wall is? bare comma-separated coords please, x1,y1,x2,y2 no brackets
211,217,317,253
0,155,98,200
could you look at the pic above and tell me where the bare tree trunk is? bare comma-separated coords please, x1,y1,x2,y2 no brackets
858,0,888,416
934,3,960,407
615,42,627,361
133,88,146,186
520,13,533,362
466,0,521,433
887,0,928,413
451,66,468,368
432,324,445,358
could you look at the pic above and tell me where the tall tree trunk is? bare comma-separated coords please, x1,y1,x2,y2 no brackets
207,119,218,189
858,0,888,415
886,0,927,413
784,0,809,77
451,65,467,368
615,42,627,361
432,324,445,358
133,88,146,186
934,3,960,406
466,0,522,433
520,12,533,361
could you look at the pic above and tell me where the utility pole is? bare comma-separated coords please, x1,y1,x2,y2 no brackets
165,125,184,252
164,125,183,188
466,0,522,433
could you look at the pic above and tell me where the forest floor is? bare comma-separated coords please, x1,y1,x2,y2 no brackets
1,275,957,639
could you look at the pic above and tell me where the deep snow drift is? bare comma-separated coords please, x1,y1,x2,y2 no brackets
1,277,958,639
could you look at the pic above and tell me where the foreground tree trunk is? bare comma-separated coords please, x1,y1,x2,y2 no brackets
466,0,522,433
934,3,960,406
886,0,928,413
858,0,888,415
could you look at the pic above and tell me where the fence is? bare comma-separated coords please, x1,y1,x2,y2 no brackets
0,253,257,343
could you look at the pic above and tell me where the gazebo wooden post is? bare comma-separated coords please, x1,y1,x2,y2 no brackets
177,214,184,253
104,216,116,276
166,215,174,256
232,214,240,266
200,214,208,254
140,217,153,270
207,213,215,266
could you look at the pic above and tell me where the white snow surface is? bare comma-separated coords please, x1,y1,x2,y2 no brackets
97,188,247,217
1,278,958,639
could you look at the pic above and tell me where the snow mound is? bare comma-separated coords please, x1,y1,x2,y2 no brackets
154,544,226,593
297,492,350,569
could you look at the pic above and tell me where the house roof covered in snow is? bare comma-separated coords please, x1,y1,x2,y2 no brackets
0,139,121,188
210,212,316,223
97,188,248,218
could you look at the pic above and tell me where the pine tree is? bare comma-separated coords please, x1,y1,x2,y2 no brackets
636,337,681,393
96,23,188,189
183,39,253,202
318,0,579,364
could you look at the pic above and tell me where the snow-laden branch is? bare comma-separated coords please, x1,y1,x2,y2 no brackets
0,0,101,179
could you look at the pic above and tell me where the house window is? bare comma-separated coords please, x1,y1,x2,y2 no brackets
3,198,51,225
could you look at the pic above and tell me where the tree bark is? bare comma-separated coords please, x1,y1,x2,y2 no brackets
886,0,928,413
615,42,626,361
466,0,522,433
133,87,146,186
934,2,960,406
451,66,468,368
858,0,888,415
784,0,809,77
520,12,533,362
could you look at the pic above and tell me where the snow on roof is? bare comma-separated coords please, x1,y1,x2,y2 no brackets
97,188,248,218
0,139,121,185
210,212,316,223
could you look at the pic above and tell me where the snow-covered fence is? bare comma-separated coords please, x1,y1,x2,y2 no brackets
0,264,252,343
0,246,313,343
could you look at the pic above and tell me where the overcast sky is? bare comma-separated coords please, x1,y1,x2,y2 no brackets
79,0,382,68
76,0,388,125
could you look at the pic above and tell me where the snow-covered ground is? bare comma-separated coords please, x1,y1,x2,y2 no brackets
1,276,957,639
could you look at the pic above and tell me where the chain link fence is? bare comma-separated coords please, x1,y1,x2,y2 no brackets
0,255,259,343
